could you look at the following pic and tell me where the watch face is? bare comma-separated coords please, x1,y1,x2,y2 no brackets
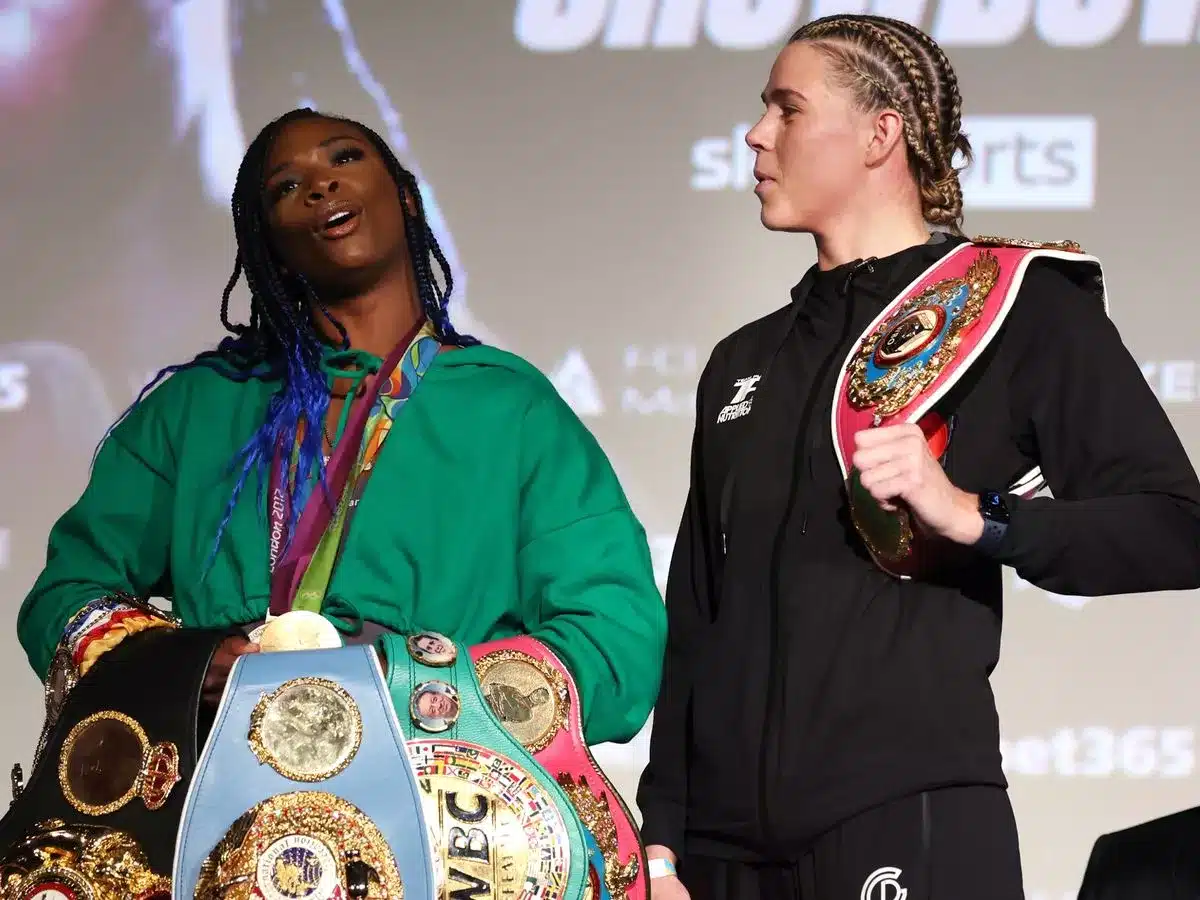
981,492,1011,523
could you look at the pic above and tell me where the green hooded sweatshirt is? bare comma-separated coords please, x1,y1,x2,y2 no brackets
17,345,666,745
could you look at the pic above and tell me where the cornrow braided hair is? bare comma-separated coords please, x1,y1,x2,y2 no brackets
789,15,973,234
111,107,477,571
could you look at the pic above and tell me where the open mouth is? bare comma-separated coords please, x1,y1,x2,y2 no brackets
318,205,361,238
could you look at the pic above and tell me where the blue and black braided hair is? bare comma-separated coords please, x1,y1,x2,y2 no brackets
124,107,476,566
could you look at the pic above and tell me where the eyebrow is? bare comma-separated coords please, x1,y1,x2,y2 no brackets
761,87,807,106
264,134,364,182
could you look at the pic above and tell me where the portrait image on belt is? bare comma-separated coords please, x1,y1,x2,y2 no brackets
406,631,457,667
487,682,551,725
474,649,569,752
410,681,461,733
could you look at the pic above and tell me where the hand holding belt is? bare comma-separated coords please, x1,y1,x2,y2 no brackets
172,645,434,900
833,238,1099,577
378,630,595,900
471,635,647,899
0,626,227,878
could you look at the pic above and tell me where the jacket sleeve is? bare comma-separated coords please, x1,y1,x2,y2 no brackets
516,384,666,746
1074,831,1114,900
16,391,178,680
635,355,718,854
993,263,1200,595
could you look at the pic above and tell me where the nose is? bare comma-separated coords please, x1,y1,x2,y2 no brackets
305,178,339,204
746,116,769,151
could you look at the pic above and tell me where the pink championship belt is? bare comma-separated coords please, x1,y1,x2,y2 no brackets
471,635,647,899
832,236,1105,578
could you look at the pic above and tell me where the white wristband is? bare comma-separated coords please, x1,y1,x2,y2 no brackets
648,857,677,879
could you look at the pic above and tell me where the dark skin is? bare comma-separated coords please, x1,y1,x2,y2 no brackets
202,116,424,705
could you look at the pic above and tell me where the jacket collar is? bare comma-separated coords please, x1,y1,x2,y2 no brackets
787,231,965,310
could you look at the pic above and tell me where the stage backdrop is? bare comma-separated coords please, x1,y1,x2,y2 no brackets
1,2,1197,896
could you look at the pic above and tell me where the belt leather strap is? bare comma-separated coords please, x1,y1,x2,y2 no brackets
832,236,1105,578
378,631,593,899
0,626,228,877
172,645,434,899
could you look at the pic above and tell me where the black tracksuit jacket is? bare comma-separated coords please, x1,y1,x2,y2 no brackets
636,235,1200,861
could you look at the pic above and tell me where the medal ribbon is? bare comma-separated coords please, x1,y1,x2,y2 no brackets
267,318,441,617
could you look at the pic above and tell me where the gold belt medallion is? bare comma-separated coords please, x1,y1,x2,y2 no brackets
57,711,180,816
247,677,363,782
0,819,170,900
193,791,403,899
846,251,1001,420
410,740,572,899
474,650,569,753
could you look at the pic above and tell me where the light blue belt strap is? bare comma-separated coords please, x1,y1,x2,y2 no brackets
172,645,435,898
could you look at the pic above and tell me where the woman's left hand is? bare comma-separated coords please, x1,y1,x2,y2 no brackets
852,423,984,545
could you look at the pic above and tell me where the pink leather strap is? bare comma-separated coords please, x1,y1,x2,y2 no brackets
831,241,1102,578
471,635,647,899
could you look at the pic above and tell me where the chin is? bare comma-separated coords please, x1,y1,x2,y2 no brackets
758,203,810,233
324,244,386,275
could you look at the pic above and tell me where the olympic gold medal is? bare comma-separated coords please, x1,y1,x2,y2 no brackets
248,678,363,782
257,611,342,652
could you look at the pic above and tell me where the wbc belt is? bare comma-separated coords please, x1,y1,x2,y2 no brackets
172,645,434,900
832,236,1106,578
378,631,595,900
0,626,228,898
471,636,645,899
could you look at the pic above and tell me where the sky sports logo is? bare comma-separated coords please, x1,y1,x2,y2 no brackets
690,115,1096,210
514,0,1200,50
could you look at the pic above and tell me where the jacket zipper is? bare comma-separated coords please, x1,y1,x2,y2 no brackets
755,261,872,849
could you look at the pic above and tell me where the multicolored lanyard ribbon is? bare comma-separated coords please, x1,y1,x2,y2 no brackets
267,318,441,617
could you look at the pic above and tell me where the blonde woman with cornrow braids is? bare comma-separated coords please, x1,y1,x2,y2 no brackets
637,14,1200,900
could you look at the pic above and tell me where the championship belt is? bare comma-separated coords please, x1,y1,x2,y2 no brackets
378,631,595,900
172,646,435,900
0,625,228,892
471,636,644,899
0,819,170,899
832,236,1106,578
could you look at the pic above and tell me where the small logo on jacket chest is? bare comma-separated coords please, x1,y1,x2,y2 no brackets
717,375,760,423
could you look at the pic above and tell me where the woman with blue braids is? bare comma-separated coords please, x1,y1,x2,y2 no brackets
17,108,666,747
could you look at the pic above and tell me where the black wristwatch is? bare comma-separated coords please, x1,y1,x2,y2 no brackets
974,491,1011,555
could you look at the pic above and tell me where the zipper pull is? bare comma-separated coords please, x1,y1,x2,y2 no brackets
721,532,728,555
840,256,878,296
